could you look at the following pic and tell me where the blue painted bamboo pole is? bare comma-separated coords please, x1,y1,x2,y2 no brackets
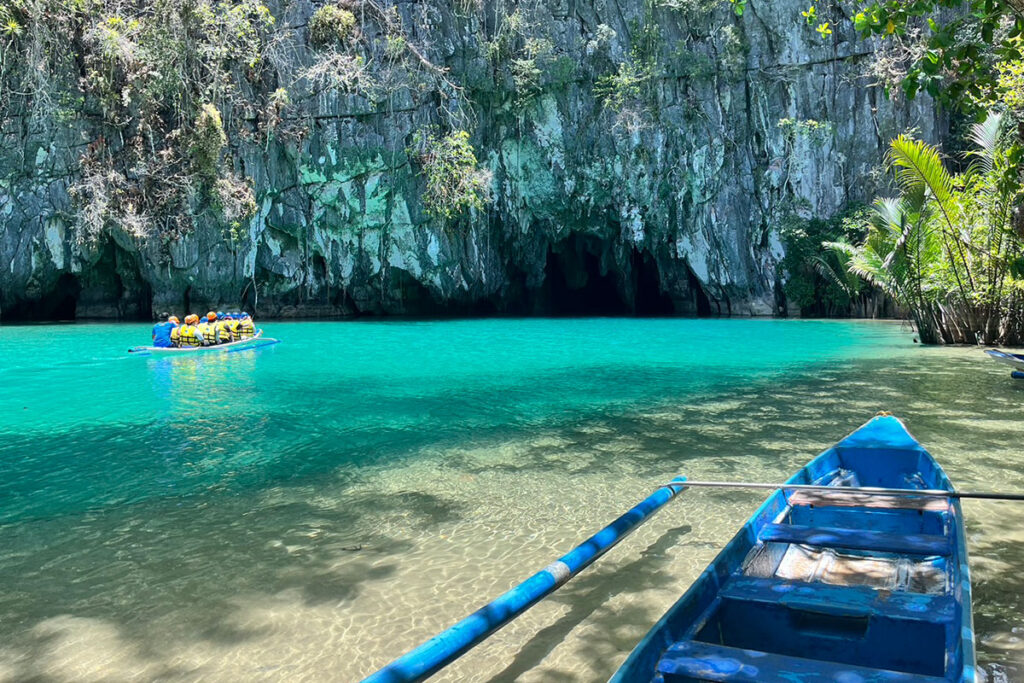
362,476,688,683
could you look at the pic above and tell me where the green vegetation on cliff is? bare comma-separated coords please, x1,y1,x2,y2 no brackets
408,129,492,222
1,0,276,244
780,208,867,318
789,0,1024,340
0,0,974,322
0,0,492,250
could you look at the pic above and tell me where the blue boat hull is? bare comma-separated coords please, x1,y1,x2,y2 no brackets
128,329,278,355
611,416,975,682
985,349,1024,378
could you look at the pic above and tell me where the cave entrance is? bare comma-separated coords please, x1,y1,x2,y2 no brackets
686,263,713,317
632,249,675,316
0,273,80,321
50,273,80,320
389,267,440,315
541,235,629,315
240,281,256,313
75,239,152,319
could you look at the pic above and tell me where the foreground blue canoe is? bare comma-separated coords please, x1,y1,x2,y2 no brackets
612,415,975,682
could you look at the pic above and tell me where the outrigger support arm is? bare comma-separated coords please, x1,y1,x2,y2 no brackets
361,477,688,683
673,480,1024,501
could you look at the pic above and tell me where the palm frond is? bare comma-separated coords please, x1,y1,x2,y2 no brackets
812,253,861,296
822,239,858,258
839,242,895,295
967,112,1002,175
888,135,954,208
871,197,905,233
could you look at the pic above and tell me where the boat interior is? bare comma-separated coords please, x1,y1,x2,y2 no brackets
650,442,969,682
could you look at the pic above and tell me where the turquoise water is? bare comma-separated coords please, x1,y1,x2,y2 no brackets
0,319,908,523
0,319,1021,681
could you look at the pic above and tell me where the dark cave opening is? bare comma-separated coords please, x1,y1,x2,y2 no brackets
240,281,256,312
686,263,713,317
535,237,676,316
71,238,152,319
1,235,156,321
632,249,675,316
332,286,359,315
51,273,80,320
1,273,80,321
312,255,328,285
540,236,629,315
389,267,439,315
387,268,498,317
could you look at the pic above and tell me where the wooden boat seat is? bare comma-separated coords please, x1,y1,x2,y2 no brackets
759,523,951,556
787,489,950,512
656,640,948,682
719,576,957,623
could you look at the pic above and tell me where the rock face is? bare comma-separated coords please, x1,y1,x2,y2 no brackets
0,0,940,320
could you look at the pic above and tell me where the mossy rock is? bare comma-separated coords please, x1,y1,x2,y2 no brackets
309,5,357,47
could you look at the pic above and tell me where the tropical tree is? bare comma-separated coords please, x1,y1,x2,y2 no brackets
785,0,1024,115
828,113,1024,344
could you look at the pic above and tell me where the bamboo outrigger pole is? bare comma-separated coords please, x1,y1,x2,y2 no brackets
361,476,689,683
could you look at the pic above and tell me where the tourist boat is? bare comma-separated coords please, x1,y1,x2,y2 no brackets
985,348,1024,379
611,415,975,682
128,329,279,355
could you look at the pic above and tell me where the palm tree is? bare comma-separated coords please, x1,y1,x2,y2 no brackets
831,112,1024,344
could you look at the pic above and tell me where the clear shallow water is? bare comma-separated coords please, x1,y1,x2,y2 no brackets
0,319,1021,681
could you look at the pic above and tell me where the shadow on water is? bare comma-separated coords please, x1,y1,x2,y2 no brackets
428,353,1024,680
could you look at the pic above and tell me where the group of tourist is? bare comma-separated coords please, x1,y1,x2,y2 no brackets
151,311,256,348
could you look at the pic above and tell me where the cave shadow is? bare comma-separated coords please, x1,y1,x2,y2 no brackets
632,248,675,316
1,272,80,321
539,235,629,316
426,351,1024,495
3,236,158,322
522,236,697,317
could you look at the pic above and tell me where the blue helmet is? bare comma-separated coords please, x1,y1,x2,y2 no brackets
217,311,225,319
240,311,249,319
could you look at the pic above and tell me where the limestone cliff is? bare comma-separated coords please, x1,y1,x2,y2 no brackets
0,0,940,319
